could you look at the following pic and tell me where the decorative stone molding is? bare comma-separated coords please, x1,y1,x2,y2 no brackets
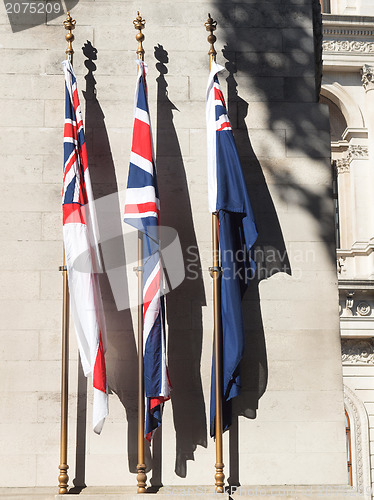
344,385,371,495
342,339,374,364
322,16,374,69
323,40,374,53
338,244,374,259
335,158,350,174
361,64,374,91
346,145,369,162
357,302,371,316
323,28,374,37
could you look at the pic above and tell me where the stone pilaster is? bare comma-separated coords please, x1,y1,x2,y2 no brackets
360,65,374,243
335,157,352,248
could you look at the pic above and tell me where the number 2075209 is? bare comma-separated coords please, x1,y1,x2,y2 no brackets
5,2,62,14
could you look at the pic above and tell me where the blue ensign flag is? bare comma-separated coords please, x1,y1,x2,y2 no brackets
124,60,171,441
206,61,258,437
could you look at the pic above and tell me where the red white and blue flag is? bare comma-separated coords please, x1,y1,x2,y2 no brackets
62,59,108,434
206,61,258,437
124,60,171,441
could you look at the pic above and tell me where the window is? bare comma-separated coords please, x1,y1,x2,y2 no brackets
332,161,340,249
345,409,353,486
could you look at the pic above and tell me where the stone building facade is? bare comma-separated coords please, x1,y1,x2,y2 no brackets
321,0,374,497
0,0,363,498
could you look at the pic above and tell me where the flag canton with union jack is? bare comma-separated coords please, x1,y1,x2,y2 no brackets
124,60,170,441
207,61,258,438
63,60,89,226
213,75,232,132
62,59,108,434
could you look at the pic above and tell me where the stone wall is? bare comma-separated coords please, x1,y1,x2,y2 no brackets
0,0,347,489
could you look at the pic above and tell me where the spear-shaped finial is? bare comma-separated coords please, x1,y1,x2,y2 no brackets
63,12,76,62
205,13,217,61
133,11,146,61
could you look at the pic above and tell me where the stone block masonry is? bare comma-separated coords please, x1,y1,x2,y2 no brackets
0,0,349,492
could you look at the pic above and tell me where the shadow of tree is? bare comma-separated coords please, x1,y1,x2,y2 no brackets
213,1,334,258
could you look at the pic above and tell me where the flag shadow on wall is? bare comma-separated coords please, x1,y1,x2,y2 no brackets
70,41,140,488
222,46,292,488
154,44,208,481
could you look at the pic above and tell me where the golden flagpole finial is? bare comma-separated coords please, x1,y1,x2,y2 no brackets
63,12,76,62
133,11,146,61
205,13,217,61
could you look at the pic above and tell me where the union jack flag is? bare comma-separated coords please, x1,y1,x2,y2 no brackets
124,60,171,441
62,59,108,434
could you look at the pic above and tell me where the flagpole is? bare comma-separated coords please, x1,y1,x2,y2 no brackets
205,14,225,494
133,12,147,495
58,12,76,495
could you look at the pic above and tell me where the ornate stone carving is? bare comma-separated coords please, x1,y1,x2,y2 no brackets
357,302,371,316
347,145,369,162
334,146,368,176
323,40,374,53
361,65,374,91
342,339,374,364
335,158,350,174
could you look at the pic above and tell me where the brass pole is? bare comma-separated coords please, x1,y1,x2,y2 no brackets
205,13,225,494
58,12,76,495
133,11,147,494
58,253,70,494
136,233,146,493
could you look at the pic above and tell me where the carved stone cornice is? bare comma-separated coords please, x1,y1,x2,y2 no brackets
323,40,374,53
361,64,374,91
342,339,374,364
322,15,374,69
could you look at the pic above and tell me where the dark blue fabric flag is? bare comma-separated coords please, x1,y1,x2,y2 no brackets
206,62,258,437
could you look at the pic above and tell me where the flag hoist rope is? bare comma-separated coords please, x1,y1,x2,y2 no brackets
133,12,147,494
205,13,225,494
58,12,76,495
